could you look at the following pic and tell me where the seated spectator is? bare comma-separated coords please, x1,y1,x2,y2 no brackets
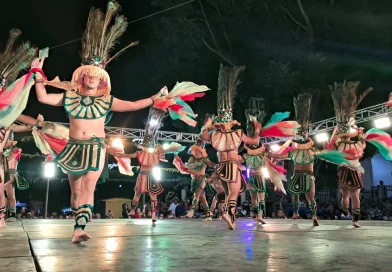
175,201,186,218
122,203,130,219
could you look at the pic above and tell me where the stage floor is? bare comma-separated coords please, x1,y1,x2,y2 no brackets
0,218,391,272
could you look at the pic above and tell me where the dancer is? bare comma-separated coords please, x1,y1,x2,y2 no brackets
0,114,44,227
200,64,299,230
269,93,364,226
326,81,373,227
31,1,171,243
173,139,216,220
4,141,29,222
241,111,289,224
113,106,185,224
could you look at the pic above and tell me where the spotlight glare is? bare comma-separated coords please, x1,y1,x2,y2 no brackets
261,167,269,178
163,143,170,150
148,148,154,153
150,119,158,126
112,138,124,149
44,162,55,178
375,117,391,129
315,133,328,143
152,167,161,181
270,144,281,152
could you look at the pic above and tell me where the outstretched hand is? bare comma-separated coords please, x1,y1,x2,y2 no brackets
31,58,44,69
36,114,44,122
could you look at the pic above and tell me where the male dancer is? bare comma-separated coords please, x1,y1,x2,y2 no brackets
200,65,265,230
31,1,168,242
4,140,29,222
114,106,185,225
241,111,289,224
269,93,363,226
327,81,372,227
208,172,226,220
173,139,216,220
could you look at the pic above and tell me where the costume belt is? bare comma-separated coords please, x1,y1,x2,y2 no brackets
69,137,105,148
293,170,314,176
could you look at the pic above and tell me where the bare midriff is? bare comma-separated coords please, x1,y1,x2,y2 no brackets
68,117,106,140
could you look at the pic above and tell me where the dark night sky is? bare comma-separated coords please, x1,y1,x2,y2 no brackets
1,0,173,129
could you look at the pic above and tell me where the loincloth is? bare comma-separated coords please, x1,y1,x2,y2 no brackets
216,160,246,193
338,167,363,190
135,171,164,195
288,170,314,196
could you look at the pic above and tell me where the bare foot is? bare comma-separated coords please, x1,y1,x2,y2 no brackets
353,221,361,228
203,217,212,222
5,218,16,222
152,219,157,227
0,219,6,228
292,214,301,220
72,229,90,243
217,216,222,221
186,210,194,218
255,216,267,224
312,216,319,226
222,214,235,230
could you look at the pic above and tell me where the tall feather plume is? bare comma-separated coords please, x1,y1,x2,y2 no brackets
0,29,37,87
330,81,373,122
217,64,245,111
80,1,135,67
293,93,312,132
245,109,266,137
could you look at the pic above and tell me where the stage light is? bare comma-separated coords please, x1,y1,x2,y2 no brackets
246,168,250,178
152,167,161,181
112,138,124,149
261,167,269,178
148,148,155,153
315,133,328,143
44,162,55,178
270,144,280,152
162,143,170,150
375,117,391,129
150,119,158,126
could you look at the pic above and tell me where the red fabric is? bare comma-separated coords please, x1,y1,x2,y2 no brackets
24,68,47,85
168,104,184,112
261,126,287,137
38,131,68,154
278,146,296,155
366,133,392,145
12,149,22,160
134,213,141,219
153,99,175,110
179,93,205,101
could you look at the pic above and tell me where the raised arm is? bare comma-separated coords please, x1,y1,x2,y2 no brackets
242,121,261,145
10,124,33,133
199,118,213,142
111,87,168,112
13,114,44,132
31,58,63,106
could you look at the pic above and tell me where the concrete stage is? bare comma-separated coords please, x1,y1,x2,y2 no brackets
0,219,391,272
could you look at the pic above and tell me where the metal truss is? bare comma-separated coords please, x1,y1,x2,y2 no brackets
309,102,391,135
38,102,390,145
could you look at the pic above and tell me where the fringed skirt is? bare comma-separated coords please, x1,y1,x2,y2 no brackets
246,174,266,193
338,167,363,190
135,171,164,196
216,160,246,193
288,170,314,196
55,137,104,175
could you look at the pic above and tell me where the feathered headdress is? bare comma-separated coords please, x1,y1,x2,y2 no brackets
293,93,312,143
245,109,266,138
0,29,37,89
188,139,207,157
46,1,137,96
330,81,372,136
140,107,167,148
214,64,245,125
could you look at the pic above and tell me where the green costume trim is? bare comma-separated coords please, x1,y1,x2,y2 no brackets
55,137,104,175
13,172,29,190
190,198,199,211
289,149,316,164
293,199,300,214
74,204,93,231
246,174,266,193
310,201,317,216
0,206,5,219
190,175,207,192
258,200,265,214
244,154,264,169
8,207,16,219
288,171,314,196
63,90,113,121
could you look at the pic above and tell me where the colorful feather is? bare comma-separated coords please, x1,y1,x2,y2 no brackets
162,142,186,154
264,158,287,195
261,112,300,137
365,128,392,160
173,156,191,175
114,156,135,176
316,149,364,173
